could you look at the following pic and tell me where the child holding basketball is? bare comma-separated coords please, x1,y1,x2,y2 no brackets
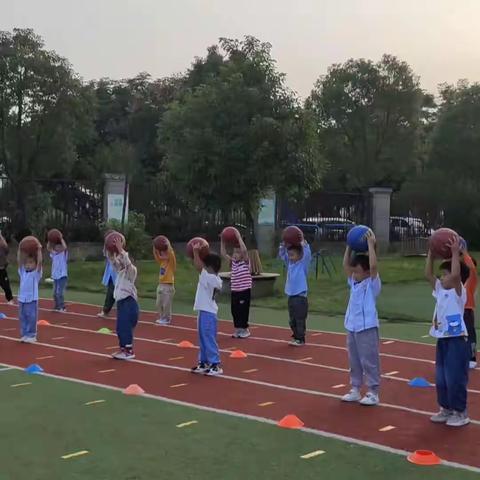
279,240,311,346
191,243,223,376
221,231,252,338
153,240,176,325
426,237,471,427
48,237,68,312
17,245,43,343
97,249,117,318
0,231,14,304
461,249,477,369
342,230,381,406
108,238,139,360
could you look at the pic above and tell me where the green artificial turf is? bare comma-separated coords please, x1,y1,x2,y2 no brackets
0,369,476,480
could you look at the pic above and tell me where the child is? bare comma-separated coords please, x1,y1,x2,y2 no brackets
17,245,42,343
153,240,176,325
109,238,139,360
279,240,311,346
48,238,68,312
0,231,14,305
97,248,117,318
426,237,471,427
462,250,477,369
191,243,223,376
221,231,252,338
341,230,381,406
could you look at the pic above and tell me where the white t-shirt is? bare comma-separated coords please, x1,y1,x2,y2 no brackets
194,269,222,314
430,279,467,339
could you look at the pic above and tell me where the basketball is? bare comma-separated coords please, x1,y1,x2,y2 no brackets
186,237,210,259
153,235,170,252
104,231,126,254
282,226,304,246
19,236,41,256
346,225,370,252
47,228,63,244
429,228,459,259
221,226,240,246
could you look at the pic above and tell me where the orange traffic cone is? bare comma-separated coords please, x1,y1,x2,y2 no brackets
178,340,195,348
37,320,51,326
407,450,441,466
277,414,304,429
123,384,145,396
230,350,247,359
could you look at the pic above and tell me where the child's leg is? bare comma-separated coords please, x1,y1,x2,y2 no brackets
24,301,38,338
0,268,13,302
464,309,477,362
128,297,139,346
103,279,115,314
162,285,174,321
116,298,130,348
199,311,220,365
156,284,164,319
288,296,307,342
197,312,209,364
444,337,470,412
58,277,67,310
346,331,363,390
287,296,297,338
231,291,243,329
53,279,59,310
356,328,380,394
435,339,450,409
237,289,251,330
19,302,27,337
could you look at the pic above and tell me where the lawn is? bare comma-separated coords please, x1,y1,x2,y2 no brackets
0,368,477,480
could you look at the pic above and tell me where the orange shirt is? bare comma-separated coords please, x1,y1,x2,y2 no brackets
154,247,176,284
463,253,477,310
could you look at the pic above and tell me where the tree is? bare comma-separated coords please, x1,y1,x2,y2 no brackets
307,55,427,190
161,36,325,242
0,28,94,237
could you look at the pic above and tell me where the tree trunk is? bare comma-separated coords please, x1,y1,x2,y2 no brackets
121,174,128,229
244,207,258,249
12,181,30,241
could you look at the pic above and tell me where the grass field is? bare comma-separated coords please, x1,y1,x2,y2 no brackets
1,254,479,479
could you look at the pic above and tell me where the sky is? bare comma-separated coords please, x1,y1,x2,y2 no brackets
2,0,480,98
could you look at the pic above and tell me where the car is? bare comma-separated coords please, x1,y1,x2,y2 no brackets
302,217,356,241
390,216,433,240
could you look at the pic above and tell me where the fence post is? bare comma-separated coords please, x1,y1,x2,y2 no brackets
255,192,276,257
368,187,393,250
104,174,129,224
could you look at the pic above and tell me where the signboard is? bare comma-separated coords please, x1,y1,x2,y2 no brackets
107,194,128,222
258,196,275,226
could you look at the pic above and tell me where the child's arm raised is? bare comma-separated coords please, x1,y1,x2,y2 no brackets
192,244,204,273
237,231,248,261
449,237,463,296
36,244,43,272
425,250,436,289
220,238,231,262
343,246,352,276
366,230,378,278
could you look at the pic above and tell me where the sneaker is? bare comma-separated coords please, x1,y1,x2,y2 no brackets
238,328,251,339
191,363,209,374
360,391,379,406
97,311,108,318
205,364,223,376
112,349,135,360
469,361,477,369
430,408,452,423
446,410,470,427
341,388,362,402
23,336,37,344
7,300,15,306
20,336,27,343
289,339,305,347
155,318,171,325
231,329,241,338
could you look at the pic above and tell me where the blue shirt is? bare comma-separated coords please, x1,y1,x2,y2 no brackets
18,267,42,303
344,275,382,332
102,258,117,286
50,250,68,280
279,243,311,296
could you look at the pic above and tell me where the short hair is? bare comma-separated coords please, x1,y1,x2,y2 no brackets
204,252,222,274
350,254,370,271
472,257,477,267
439,260,470,284
287,245,303,255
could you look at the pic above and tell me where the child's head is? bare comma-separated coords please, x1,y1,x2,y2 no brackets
350,254,370,281
54,243,63,252
203,252,222,274
287,245,303,263
232,247,243,262
439,260,470,288
24,256,37,272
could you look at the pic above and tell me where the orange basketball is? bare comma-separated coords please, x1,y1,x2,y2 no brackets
153,235,170,252
221,227,240,246
104,231,126,254
19,236,41,256
186,237,210,259
429,228,459,259
47,228,63,244
282,226,304,247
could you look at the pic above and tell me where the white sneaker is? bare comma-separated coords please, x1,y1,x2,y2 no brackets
97,311,108,318
341,388,362,402
469,361,477,369
205,364,223,376
23,336,37,344
7,300,15,306
446,411,470,427
155,318,171,325
360,392,379,406
112,349,135,360
430,408,452,423
231,329,241,338
238,328,251,339
20,336,27,343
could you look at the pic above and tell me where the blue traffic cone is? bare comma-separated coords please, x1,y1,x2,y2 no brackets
0,313,6,319
25,364,44,374
408,377,432,387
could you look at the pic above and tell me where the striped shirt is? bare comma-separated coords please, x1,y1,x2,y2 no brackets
231,260,252,292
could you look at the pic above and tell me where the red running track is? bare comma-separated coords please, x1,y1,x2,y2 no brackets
0,299,479,470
